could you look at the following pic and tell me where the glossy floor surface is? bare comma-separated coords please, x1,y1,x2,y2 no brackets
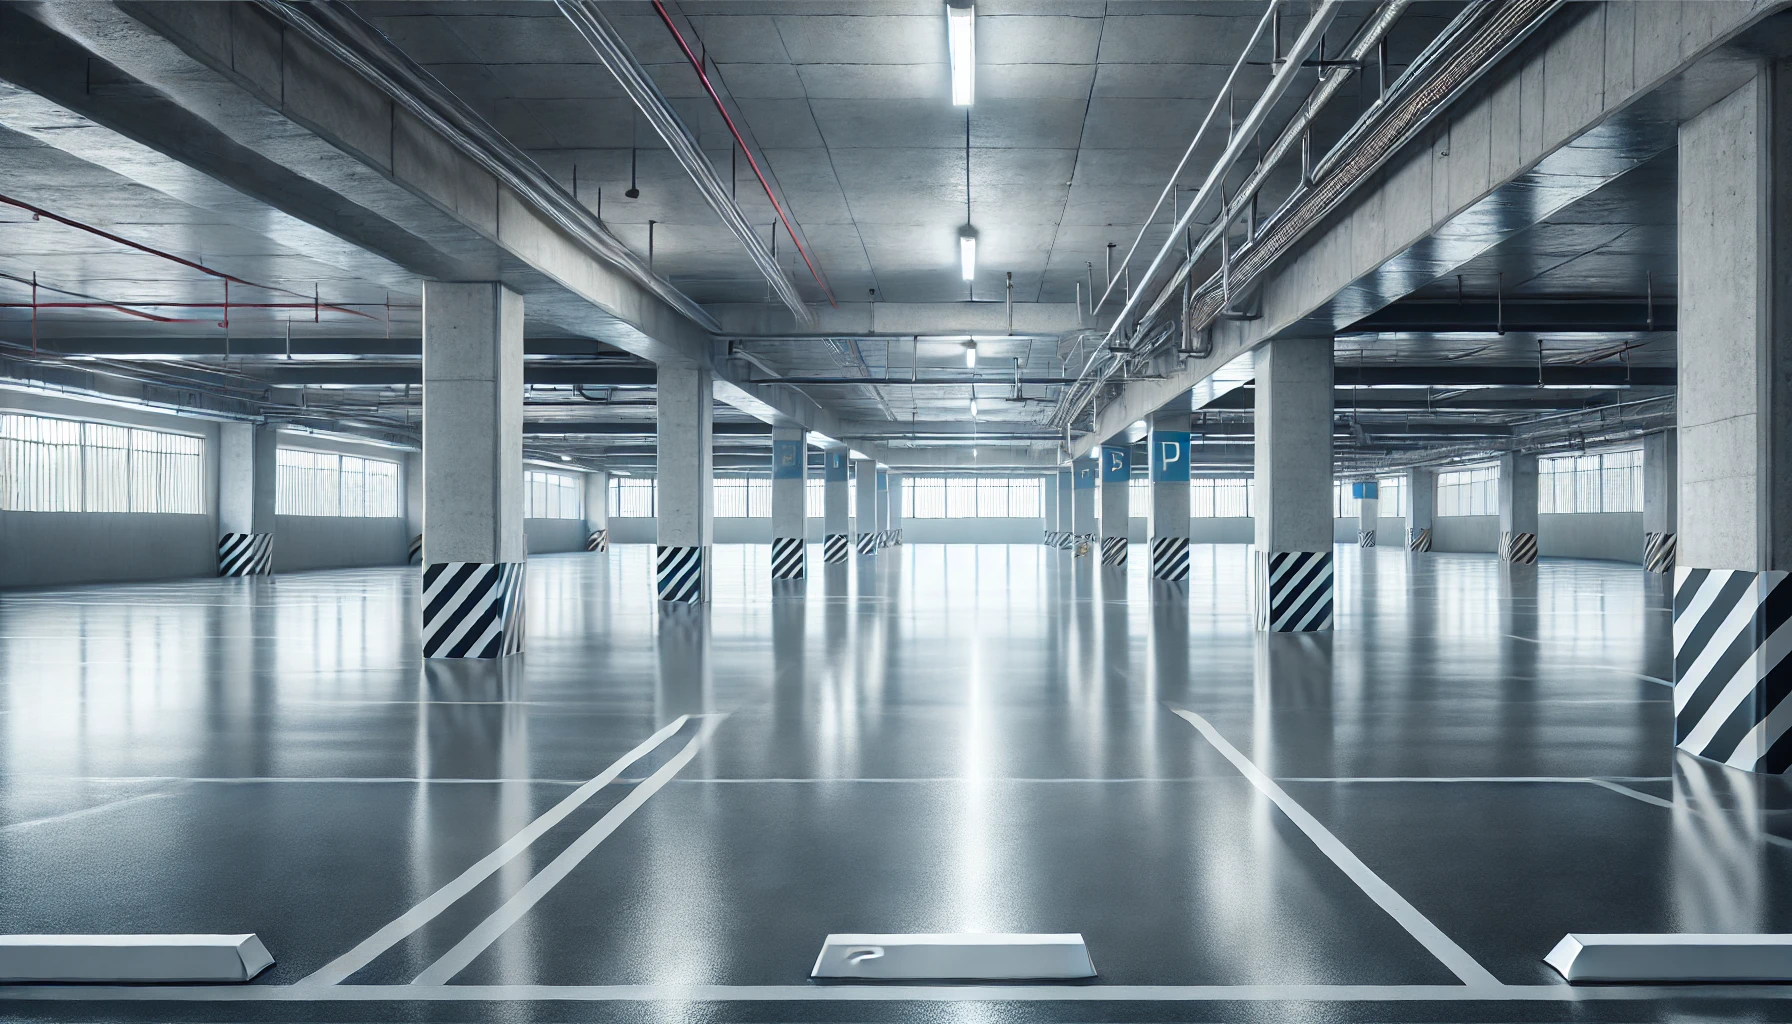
2,544,1791,1023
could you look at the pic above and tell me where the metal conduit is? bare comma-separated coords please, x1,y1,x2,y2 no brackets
557,1,816,325
257,0,722,334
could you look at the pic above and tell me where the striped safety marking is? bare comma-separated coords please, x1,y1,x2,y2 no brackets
856,533,878,556
422,561,525,659
823,534,849,563
1645,531,1676,574
1150,536,1190,581
1256,550,1333,632
1408,527,1431,552
1358,529,1376,548
586,528,609,553
1672,567,1792,773
218,533,273,577
1500,531,1538,564
771,537,805,579
408,533,424,565
1100,536,1128,566
656,545,704,603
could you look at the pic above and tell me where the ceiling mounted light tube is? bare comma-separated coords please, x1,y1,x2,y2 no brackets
959,224,978,282
947,0,976,106
965,339,978,368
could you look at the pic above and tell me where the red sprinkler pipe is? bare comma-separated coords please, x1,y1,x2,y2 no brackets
649,0,836,307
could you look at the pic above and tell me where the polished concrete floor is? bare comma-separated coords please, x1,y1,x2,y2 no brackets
2,543,1791,1022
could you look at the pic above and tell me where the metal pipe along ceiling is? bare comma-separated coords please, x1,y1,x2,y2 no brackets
556,0,818,325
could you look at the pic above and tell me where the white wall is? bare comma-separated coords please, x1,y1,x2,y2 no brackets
1432,512,1643,564
526,518,587,554
276,515,408,572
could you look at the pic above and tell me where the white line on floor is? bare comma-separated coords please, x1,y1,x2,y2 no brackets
410,714,728,986
296,714,697,987
1167,705,1502,989
14,981,1792,1002
1278,776,1672,784
1586,780,1792,851
0,789,174,833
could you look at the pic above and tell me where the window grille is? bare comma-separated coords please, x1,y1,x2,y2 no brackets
0,412,203,514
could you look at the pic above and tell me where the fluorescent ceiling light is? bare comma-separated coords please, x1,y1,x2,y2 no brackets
970,395,979,418
611,469,631,476
959,225,978,281
560,454,573,462
965,340,977,368
947,1,975,106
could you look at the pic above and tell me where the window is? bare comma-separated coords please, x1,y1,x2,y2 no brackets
1191,478,1252,518
1540,448,1642,513
713,478,771,518
1437,463,1499,517
1129,478,1149,518
524,470,581,519
0,412,204,514
895,476,1041,518
806,478,825,519
1378,476,1407,519
1333,479,1406,518
1334,482,1357,519
276,448,401,517
608,477,656,517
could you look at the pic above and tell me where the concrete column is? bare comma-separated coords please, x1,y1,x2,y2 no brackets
1056,469,1074,549
822,445,849,562
1406,468,1435,552
888,474,903,545
1673,67,1792,772
854,458,879,556
217,422,276,576
1149,406,1191,581
1355,482,1379,548
1099,442,1131,568
770,425,806,579
584,469,610,553
1071,456,1097,556
1643,429,1677,573
403,452,423,564
875,467,890,547
655,363,713,602
1042,469,1060,547
421,281,525,658
1498,453,1538,564
1252,337,1333,632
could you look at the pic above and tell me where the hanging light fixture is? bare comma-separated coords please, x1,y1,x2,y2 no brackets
965,339,978,368
946,0,976,107
958,223,978,282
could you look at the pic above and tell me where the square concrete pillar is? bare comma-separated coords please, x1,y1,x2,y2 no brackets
1042,469,1060,547
422,281,525,658
1149,407,1190,581
403,452,423,564
888,474,903,546
771,425,806,579
1056,468,1075,550
1354,481,1379,548
1673,67,1792,772
854,458,879,556
875,467,890,547
1498,453,1538,564
1252,337,1334,631
1071,456,1097,556
584,469,610,553
1406,468,1435,552
822,445,850,562
1643,430,1677,572
1099,442,1131,568
217,422,276,576
655,363,713,602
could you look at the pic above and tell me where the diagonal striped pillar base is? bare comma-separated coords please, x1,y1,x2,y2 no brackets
408,534,424,565
218,533,273,577
1645,531,1677,573
1500,531,1538,564
1150,536,1190,581
823,533,849,563
856,533,878,556
1408,527,1432,552
772,537,805,579
656,545,706,603
1100,537,1128,566
1358,529,1376,548
1253,550,1334,632
586,528,609,552
1673,568,1792,773
423,562,525,659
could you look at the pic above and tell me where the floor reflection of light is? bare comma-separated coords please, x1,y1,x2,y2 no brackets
954,617,997,933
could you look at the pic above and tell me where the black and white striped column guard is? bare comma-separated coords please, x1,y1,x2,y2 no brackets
1408,527,1432,552
771,537,805,580
856,533,878,556
1501,531,1539,564
586,528,609,553
408,534,423,565
422,561,525,659
1672,567,1792,773
1100,536,1128,566
218,533,273,577
1150,537,1189,581
1256,550,1334,632
656,545,705,603
1645,531,1677,574
823,533,849,563
1358,529,1376,548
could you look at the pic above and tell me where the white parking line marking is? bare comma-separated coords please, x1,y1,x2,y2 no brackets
1167,705,1502,990
297,715,696,987
411,715,728,985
